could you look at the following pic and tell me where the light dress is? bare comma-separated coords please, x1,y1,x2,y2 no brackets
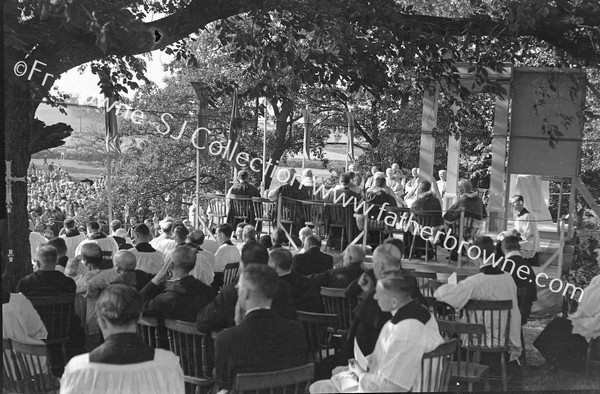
60,348,185,394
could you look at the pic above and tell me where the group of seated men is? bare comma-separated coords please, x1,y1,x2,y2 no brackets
9,190,551,392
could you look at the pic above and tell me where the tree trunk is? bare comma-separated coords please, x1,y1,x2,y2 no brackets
263,97,294,190
3,52,36,291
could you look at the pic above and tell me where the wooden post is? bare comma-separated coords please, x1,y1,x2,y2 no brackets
488,85,510,231
418,85,439,184
191,82,211,230
444,134,461,212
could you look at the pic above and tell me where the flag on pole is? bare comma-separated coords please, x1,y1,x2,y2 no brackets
105,96,121,156
301,105,311,160
227,87,242,163
346,110,355,162
190,81,210,162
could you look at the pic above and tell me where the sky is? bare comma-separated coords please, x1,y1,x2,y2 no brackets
53,49,172,99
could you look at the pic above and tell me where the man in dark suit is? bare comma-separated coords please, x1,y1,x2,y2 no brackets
291,235,333,276
196,241,297,333
140,246,217,322
214,264,308,391
409,180,444,258
270,248,323,313
310,245,366,289
17,245,77,296
16,245,84,375
501,235,537,323
111,250,154,291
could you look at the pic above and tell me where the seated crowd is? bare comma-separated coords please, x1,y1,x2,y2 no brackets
5,166,596,393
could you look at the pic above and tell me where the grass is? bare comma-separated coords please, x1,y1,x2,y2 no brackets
522,318,600,391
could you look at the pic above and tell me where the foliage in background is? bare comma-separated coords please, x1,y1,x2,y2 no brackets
565,233,600,312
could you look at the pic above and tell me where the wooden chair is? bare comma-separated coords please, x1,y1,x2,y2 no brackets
223,262,240,287
234,363,314,394
586,336,600,376
423,297,456,321
165,319,214,393
12,339,60,394
3,338,22,393
229,196,254,226
252,197,275,235
418,339,457,392
28,294,75,367
137,316,165,349
437,320,490,391
447,207,483,268
323,203,347,252
462,300,512,391
408,212,442,262
206,193,227,230
279,196,301,238
320,287,352,335
297,311,338,362
413,272,438,297
302,200,327,238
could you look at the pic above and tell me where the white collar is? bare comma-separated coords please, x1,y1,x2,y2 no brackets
245,306,271,315
505,250,522,259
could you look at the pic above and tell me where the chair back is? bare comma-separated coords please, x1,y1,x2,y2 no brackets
462,300,512,351
297,311,338,362
3,339,21,393
11,339,60,393
234,363,314,394
320,287,352,332
207,193,228,225
28,294,75,344
137,316,164,349
230,196,254,221
252,198,274,221
413,272,438,297
164,319,214,389
418,339,457,392
324,203,346,228
279,197,301,224
423,297,456,321
301,200,326,236
223,262,240,287
437,320,486,376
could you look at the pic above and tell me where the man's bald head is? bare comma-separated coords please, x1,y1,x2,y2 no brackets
242,225,257,242
114,250,137,273
188,230,205,246
81,243,103,269
373,243,403,280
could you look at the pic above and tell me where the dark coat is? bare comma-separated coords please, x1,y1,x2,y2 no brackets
411,192,444,227
111,270,154,291
443,192,488,222
196,279,297,333
310,262,364,290
291,248,334,277
140,275,217,322
279,272,324,313
505,253,537,322
89,333,154,364
16,271,76,296
214,309,308,390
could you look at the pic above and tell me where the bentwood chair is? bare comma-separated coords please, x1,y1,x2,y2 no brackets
462,300,513,391
418,339,457,392
413,272,438,297
12,339,60,394
323,203,348,252
137,316,168,350
252,197,275,235
297,311,338,362
3,338,21,393
234,363,314,394
165,319,214,394
586,336,600,376
320,287,352,336
28,295,75,373
302,200,327,238
437,320,490,391
223,262,240,287
206,193,227,230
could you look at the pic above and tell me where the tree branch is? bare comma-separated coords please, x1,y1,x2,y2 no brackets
29,120,73,154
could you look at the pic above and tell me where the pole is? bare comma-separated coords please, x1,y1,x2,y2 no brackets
262,97,268,195
345,126,349,172
191,82,211,231
106,155,113,224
